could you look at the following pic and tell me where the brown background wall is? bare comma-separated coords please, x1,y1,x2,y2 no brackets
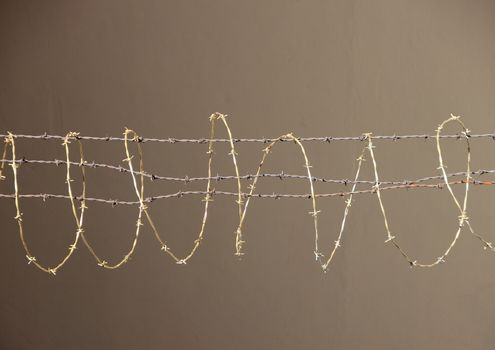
1,1,495,349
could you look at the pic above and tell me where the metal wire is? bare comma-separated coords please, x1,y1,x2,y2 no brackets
2,131,495,144
0,179,493,206
1,113,495,275
2,158,494,186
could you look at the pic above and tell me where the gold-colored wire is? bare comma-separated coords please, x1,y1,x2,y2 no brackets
1,113,494,275
76,128,146,269
368,114,493,268
127,113,243,264
2,132,86,275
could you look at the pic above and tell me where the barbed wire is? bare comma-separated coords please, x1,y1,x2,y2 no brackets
0,178,493,205
1,113,495,275
2,158,495,186
2,131,495,144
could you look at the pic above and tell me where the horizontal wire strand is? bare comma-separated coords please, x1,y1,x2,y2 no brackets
0,179,493,206
2,158,495,186
2,132,495,144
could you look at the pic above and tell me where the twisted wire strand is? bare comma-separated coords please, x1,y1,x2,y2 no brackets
2,132,495,143
4,157,495,186
0,178,492,205
1,113,495,274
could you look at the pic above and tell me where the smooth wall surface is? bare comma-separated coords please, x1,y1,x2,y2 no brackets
1,1,495,349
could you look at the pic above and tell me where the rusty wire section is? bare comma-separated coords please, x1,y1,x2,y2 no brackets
1,113,494,275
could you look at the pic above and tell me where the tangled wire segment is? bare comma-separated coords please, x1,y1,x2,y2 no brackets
1,113,494,275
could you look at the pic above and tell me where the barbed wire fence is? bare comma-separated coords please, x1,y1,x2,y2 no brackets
1,113,495,275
